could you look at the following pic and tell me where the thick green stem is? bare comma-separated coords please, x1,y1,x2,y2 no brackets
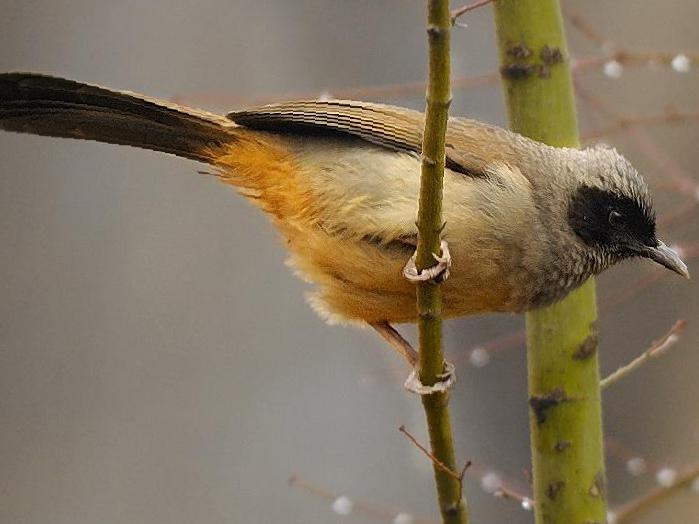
415,1,468,523
492,2,607,524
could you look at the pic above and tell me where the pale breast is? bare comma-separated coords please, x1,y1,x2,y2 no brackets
276,136,542,323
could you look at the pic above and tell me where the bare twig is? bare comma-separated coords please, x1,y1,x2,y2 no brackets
452,328,525,367
567,4,699,80
576,80,699,204
170,72,497,108
399,425,471,504
569,8,699,195
172,48,699,108
604,437,663,475
565,6,613,48
451,0,494,23
614,463,699,522
622,126,698,195
601,320,687,390
472,328,525,356
289,475,437,524
570,10,699,207
399,425,468,483
601,269,667,312
494,486,532,506
289,463,533,523
582,109,699,140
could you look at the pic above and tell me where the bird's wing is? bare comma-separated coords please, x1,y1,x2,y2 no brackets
228,100,513,177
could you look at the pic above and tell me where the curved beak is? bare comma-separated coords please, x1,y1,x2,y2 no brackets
643,241,690,278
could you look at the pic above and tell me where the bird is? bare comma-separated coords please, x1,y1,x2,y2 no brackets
0,73,688,335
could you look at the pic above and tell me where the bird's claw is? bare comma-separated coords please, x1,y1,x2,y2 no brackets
403,240,451,283
403,360,456,395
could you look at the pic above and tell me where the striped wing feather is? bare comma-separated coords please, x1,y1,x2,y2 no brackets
228,100,517,177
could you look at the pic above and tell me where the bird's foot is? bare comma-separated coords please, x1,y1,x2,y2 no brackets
368,322,456,394
403,361,456,395
403,240,451,283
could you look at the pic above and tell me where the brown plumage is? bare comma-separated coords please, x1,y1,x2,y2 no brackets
0,73,688,324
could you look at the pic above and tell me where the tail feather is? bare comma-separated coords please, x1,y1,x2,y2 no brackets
0,73,237,163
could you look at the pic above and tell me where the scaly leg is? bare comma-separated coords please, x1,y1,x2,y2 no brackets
368,320,418,367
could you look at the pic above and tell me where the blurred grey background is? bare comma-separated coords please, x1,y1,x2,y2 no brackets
0,1,697,523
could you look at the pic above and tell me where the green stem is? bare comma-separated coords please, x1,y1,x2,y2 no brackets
415,1,468,523
492,2,607,523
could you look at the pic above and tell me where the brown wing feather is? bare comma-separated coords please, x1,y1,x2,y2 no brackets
228,100,423,154
228,100,524,176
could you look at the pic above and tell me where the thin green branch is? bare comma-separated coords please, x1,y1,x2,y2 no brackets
492,2,607,524
414,1,468,523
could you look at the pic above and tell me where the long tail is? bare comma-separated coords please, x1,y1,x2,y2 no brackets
0,73,237,163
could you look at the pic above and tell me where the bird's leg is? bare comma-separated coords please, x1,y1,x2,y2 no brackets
369,320,418,367
368,321,456,395
402,239,451,283
397,239,456,394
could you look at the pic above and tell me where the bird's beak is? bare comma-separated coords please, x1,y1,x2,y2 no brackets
642,240,690,278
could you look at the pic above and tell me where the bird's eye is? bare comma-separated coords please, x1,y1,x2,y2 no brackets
608,209,624,228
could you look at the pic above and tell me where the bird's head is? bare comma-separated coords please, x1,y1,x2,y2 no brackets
567,145,689,278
